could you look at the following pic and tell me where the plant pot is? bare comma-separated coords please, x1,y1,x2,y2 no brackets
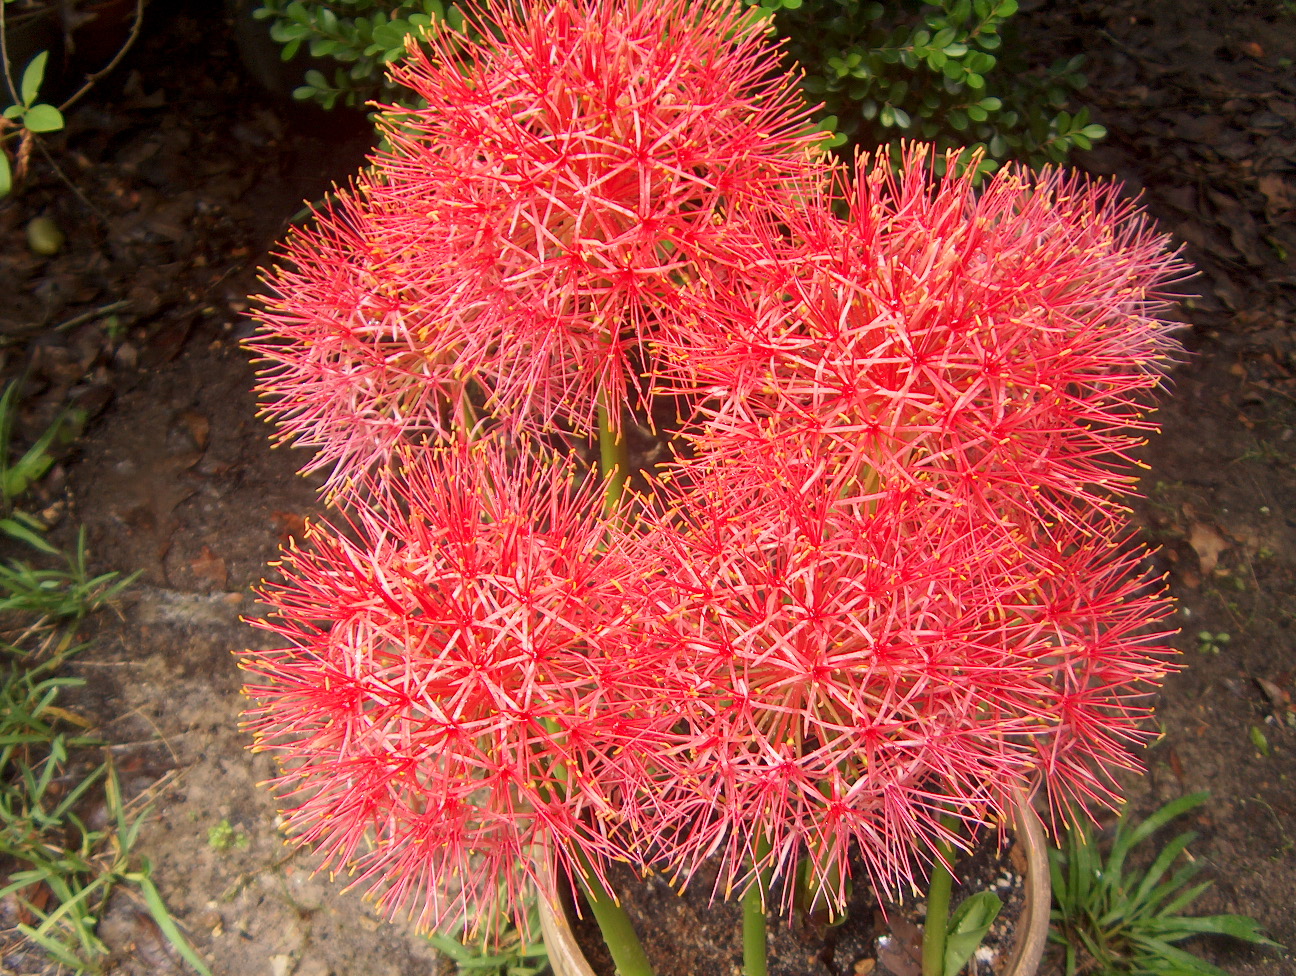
538,788,1052,976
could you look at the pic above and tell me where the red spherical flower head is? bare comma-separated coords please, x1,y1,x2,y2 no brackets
249,200,474,484
251,0,830,487
632,460,1175,915
672,145,1188,530
240,440,667,937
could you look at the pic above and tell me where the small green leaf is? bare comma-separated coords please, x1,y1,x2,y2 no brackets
931,27,956,48
0,517,59,554
1250,725,1270,756
21,51,49,106
945,891,1002,975
22,104,64,134
0,151,11,197
129,866,214,976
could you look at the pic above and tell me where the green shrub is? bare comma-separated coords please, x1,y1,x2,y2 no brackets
251,0,1102,174
760,0,1104,176
253,0,466,109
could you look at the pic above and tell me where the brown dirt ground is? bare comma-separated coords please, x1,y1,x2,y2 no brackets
2,0,1295,974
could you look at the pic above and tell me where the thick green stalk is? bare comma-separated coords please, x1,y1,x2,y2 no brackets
597,393,629,518
742,876,769,976
742,838,774,976
574,850,655,976
921,815,961,976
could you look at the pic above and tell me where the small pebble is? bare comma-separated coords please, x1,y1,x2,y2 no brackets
27,216,64,255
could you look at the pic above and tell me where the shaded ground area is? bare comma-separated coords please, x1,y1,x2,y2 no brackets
1,0,1295,974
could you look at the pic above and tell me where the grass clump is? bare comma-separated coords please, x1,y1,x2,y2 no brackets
1049,792,1282,976
0,381,209,975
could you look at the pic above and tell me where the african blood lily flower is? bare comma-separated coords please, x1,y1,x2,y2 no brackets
248,205,477,483
249,0,829,487
667,146,1187,532
239,440,669,936
630,463,1176,913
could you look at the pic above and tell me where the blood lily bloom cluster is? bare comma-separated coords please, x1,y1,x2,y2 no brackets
628,150,1186,908
669,150,1184,529
248,0,826,484
242,0,1188,966
242,442,670,933
633,466,1174,911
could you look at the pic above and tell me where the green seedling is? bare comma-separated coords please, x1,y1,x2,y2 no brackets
0,379,88,551
1049,792,1282,976
2,51,66,197
426,896,549,976
1195,631,1230,656
207,818,250,852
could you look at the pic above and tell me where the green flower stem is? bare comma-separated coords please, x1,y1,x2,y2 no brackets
597,392,629,518
921,814,961,976
742,875,769,976
742,837,774,976
573,849,655,976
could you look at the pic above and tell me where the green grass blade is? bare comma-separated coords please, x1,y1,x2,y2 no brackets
1126,933,1230,976
129,866,214,976
1143,914,1282,947
1130,829,1198,908
1158,879,1213,919
16,920,94,971
0,515,59,554
1107,793,1209,881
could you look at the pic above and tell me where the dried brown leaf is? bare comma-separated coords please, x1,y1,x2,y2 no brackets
189,545,227,589
1187,522,1230,574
